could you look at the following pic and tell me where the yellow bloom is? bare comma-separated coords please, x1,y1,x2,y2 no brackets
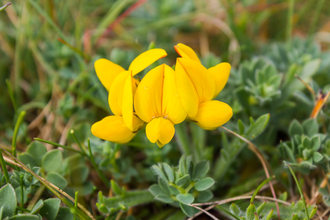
92,49,167,143
134,64,187,147
174,43,233,130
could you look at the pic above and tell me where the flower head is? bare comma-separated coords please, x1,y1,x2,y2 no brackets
134,64,186,147
174,43,233,130
92,49,167,143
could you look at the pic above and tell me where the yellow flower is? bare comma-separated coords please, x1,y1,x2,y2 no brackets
174,43,233,130
91,49,167,143
134,64,187,147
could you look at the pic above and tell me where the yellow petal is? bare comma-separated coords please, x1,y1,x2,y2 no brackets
208,62,231,98
91,115,137,144
146,117,175,147
191,100,233,130
134,65,164,122
174,59,199,117
162,65,187,124
174,43,201,63
94,58,125,91
121,73,143,131
128,49,167,75
108,71,130,116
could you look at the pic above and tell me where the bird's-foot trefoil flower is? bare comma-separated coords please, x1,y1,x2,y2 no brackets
174,43,233,130
92,49,167,143
134,64,187,147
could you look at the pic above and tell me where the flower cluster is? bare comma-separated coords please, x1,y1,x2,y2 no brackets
91,44,233,147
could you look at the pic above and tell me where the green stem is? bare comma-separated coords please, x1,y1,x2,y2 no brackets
184,182,195,193
87,139,109,187
6,79,17,112
169,182,185,194
0,150,9,183
307,0,326,47
20,175,24,207
34,138,87,156
175,123,192,156
0,2,11,11
286,0,295,49
70,130,87,154
286,163,309,220
251,176,274,203
0,145,92,220
12,111,26,158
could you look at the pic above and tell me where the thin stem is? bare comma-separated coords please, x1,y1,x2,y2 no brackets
20,175,24,207
87,139,109,187
0,2,11,11
307,0,326,47
6,79,17,112
70,130,87,154
0,150,9,183
12,111,26,158
0,145,95,220
251,176,274,203
175,123,192,156
220,126,280,219
286,0,295,49
34,138,87,156
286,163,309,220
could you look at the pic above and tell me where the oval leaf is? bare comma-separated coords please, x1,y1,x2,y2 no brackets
39,198,60,220
46,172,68,190
26,142,47,166
42,150,63,173
194,177,215,191
176,193,194,204
31,199,44,214
0,184,17,218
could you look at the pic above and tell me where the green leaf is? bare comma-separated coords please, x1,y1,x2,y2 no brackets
18,153,38,168
149,184,164,196
278,192,288,201
0,184,17,218
279,141,295,162
178,155,186,175
31,199,44,214
244,114,270,140
39,198,60,220
175,174,190,187
194,177,215,191
8,214,40,220
111,180,122,196
26,142,47,166
256,202,266,215
41,150,63,172
176,193,194,204
46,172,68,190
151,165,168,183
237,120,245,135
288,120,303,137
302,118,318,137
158,179,170,195
54,207,74,220
162,163,174,183
196,190,213,202
193,161,209,180
73,181,94,196
155,194,174,204
246,203,256,220
179,203,198,217
311,135,321,151
313,152,323,163
168,185,180,196
70,165,89,183
229,203,240,216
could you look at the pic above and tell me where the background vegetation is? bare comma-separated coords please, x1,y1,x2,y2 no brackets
0,0,330,219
